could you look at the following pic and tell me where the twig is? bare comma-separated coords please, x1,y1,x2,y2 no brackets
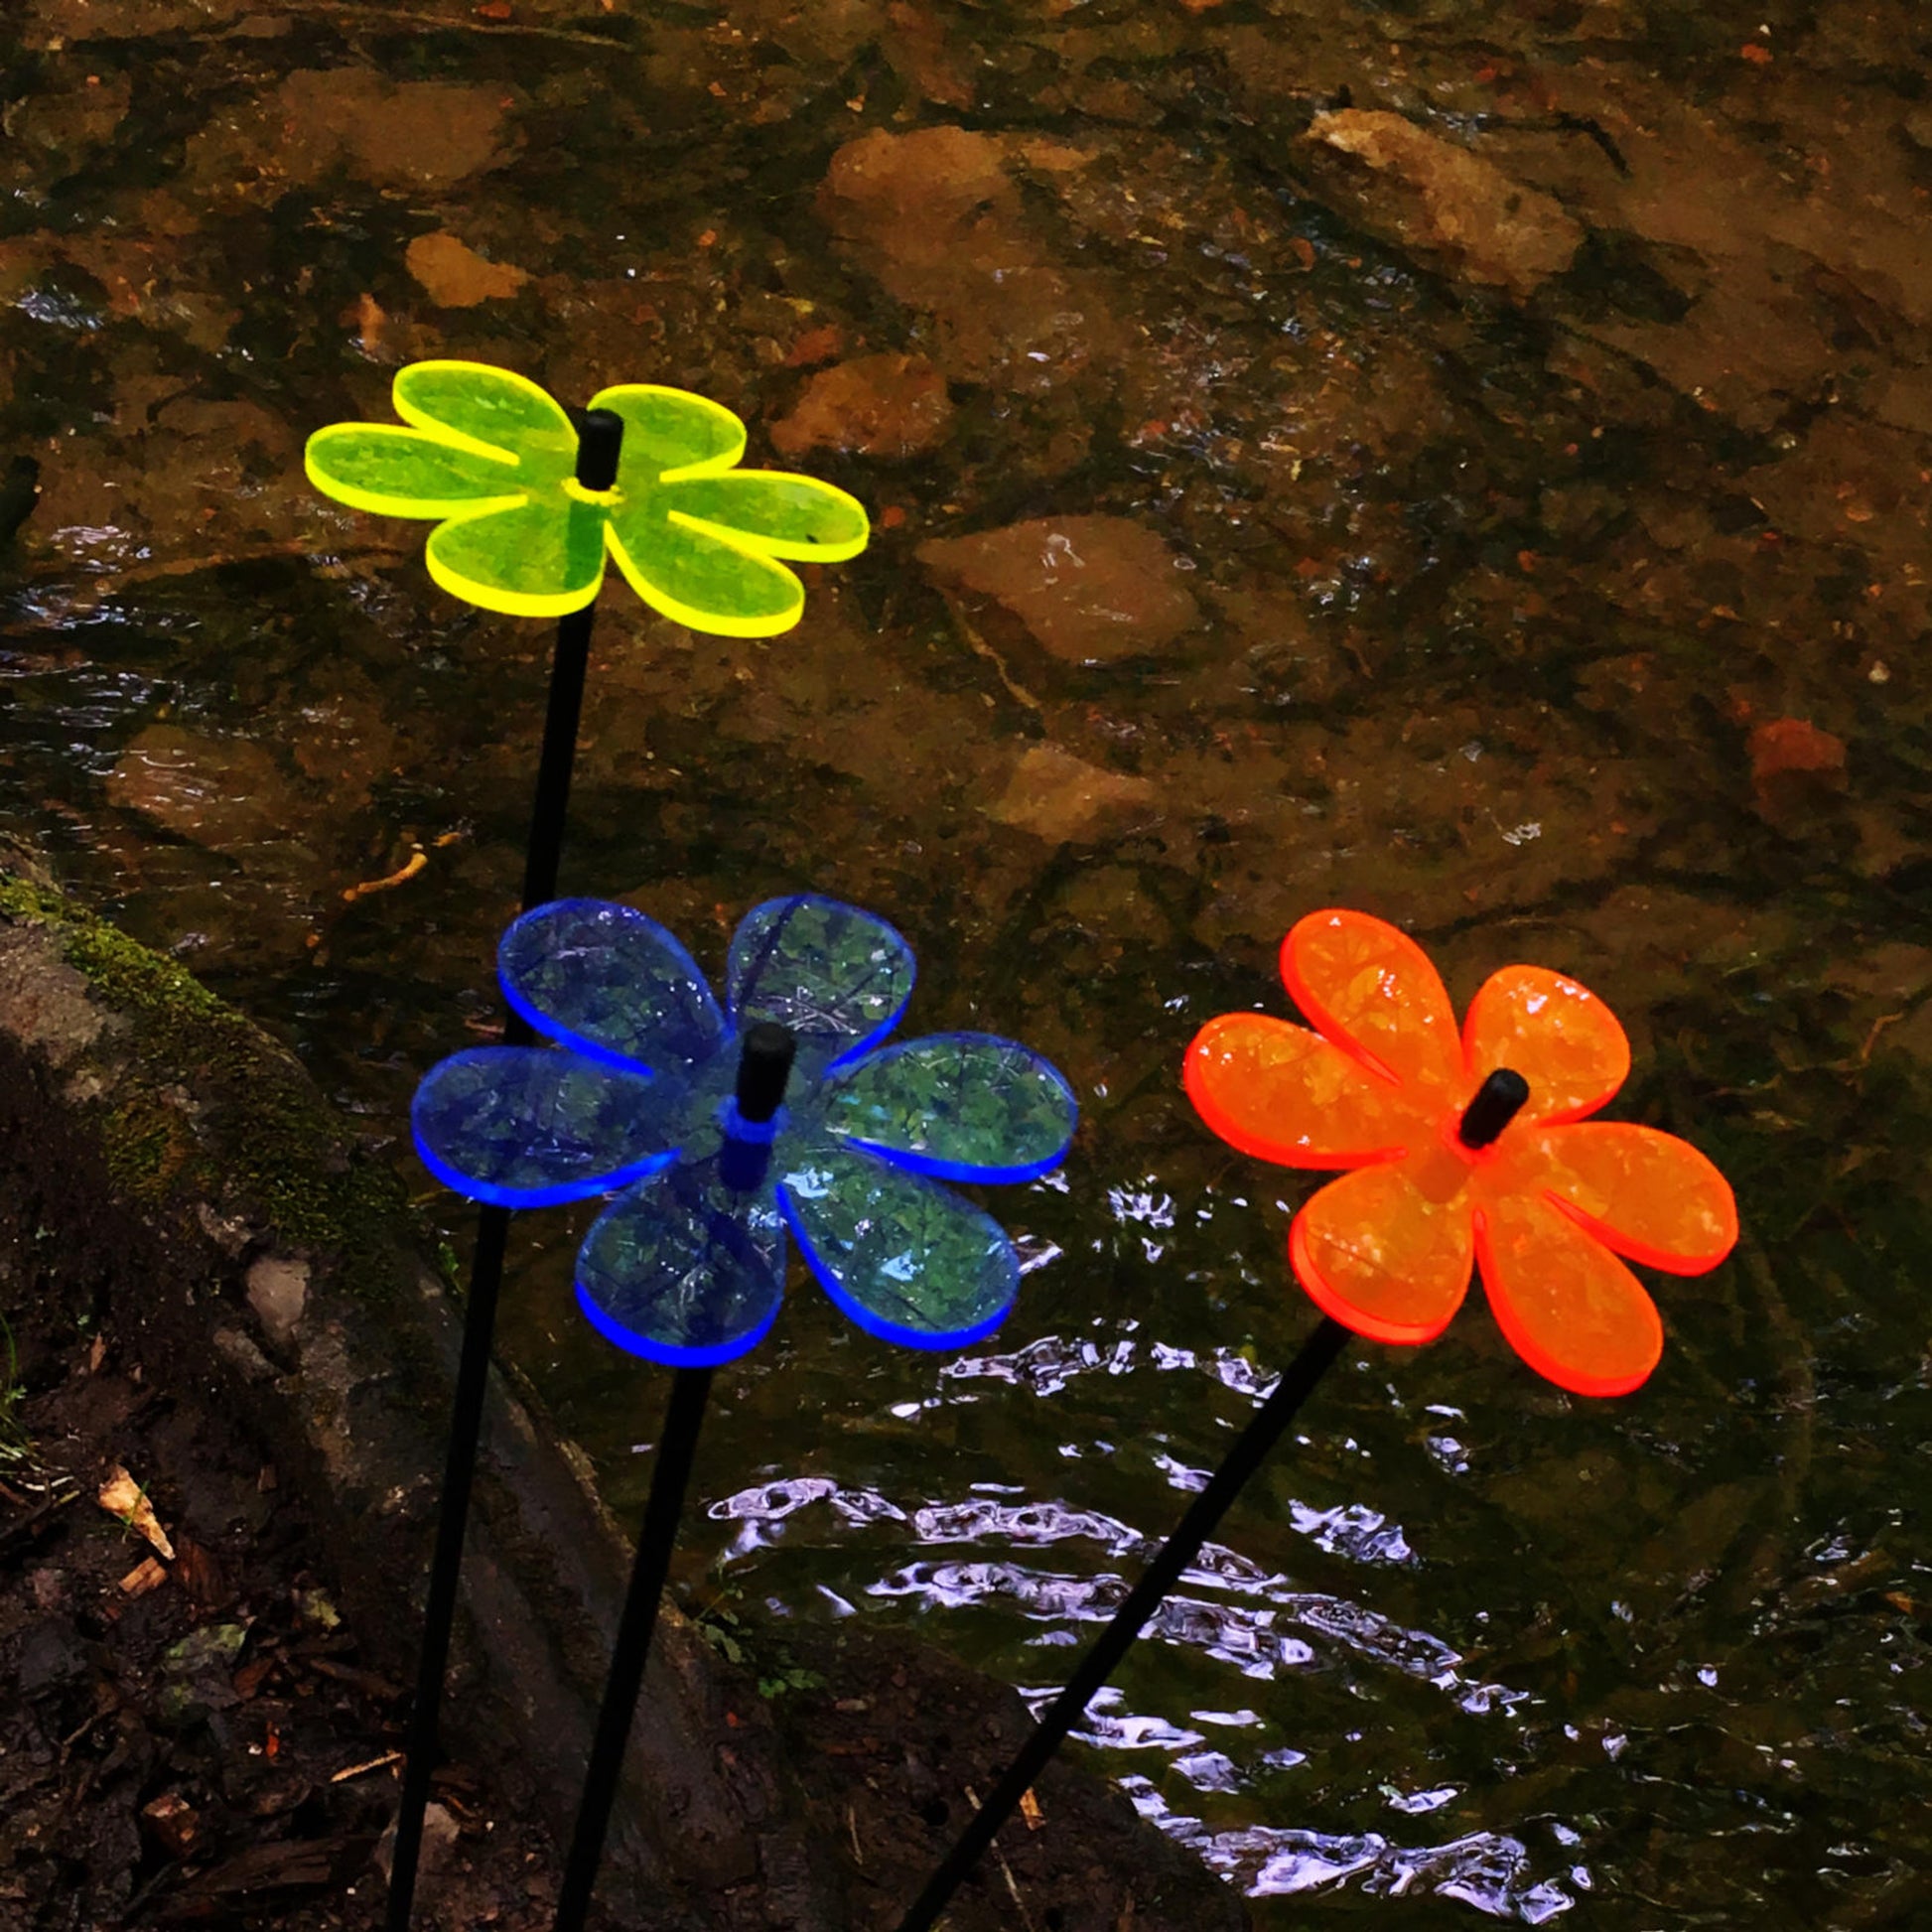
342,850,428,903
332,1749,404,1783
1860,1010,1903,1064
936,588,1044,719
962,1784,1035,1932
291,2,627,47
59,1695,122,1764
0,1486,81,1565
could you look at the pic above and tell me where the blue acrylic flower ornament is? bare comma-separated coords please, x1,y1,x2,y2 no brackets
412,897,1078,1367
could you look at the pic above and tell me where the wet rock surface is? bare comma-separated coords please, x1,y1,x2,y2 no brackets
3,0,1932,1923
769,353,954,460
1305,110,1585,295
918,515,1200,665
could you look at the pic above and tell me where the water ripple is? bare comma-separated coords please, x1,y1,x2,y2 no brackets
1119,1777,1581,1920
940,1331,1280,1401
710,1473,1515,1704
911,1496,1146,1556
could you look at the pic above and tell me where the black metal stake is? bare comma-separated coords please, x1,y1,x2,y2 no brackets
383,1201,513,1930
1457,1067,1529,1150
385,406,624,1932
893,1313,1352,1932
552,1023,797,1932
524,404,622,910
550,1365,715,1932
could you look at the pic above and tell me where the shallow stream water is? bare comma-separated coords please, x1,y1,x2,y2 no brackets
4,0,1931,1920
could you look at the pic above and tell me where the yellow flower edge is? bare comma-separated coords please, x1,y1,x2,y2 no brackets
303,426,524,522
423,512,610,618
669,480,872,564
590,381,749,481
396,360,575,465
606,522,804,637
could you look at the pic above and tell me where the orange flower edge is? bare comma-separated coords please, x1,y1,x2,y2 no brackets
1184,908,1739,1397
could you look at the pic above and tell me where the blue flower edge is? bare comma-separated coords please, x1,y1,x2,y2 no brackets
573,1278,783,1368
775,1182,1023,1352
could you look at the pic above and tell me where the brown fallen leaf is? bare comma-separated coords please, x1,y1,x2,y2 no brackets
345,291,387,356
404,230,530,308
1019,1787,1043,1830
233,1654,279,1700
173,1533,227,1611
182,1837,361,1895
98,1464,175,1560
142,1791,202,1860
120,1556,169,1596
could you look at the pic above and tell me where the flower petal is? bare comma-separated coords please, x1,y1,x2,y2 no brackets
605,499,807,636
1287,1148,1475,1344
424,493,608,617
727,897,913,1069
778,1140,1020,1349
576,1158,787,1367
592,383,747,478
664,472,870,562
1462,966,1628,1125
411,1046,675,1208
497,897,727,1073
823,1034,1076,1181
1183,1012,1430,1171
1504,1122,1737,1273
395,360,576,465
304,424,524,519
1281,908,1459,1098
1474,1187,1662,1397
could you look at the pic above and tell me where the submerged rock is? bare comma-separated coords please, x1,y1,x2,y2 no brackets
404,230,531,308
986,744,1158,842
768,352,954,459
105,727,297,853
1748,716,1849,823
183,69,515,204
818,125,1124,386
918,514,1200,664
1307,109,1585,296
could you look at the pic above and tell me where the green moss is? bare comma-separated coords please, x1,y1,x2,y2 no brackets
690,1589,827,1703
0,873,412,1295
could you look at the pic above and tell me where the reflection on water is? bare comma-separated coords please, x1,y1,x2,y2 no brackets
1119,1774,1580,1923
6,0,1932,1918
709,1329,1557,1909
944,1327,1287,1404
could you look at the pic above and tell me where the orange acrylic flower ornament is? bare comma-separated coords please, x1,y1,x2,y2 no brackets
1183,909,1737,1398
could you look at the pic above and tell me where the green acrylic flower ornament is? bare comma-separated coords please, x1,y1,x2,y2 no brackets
304,360,869,634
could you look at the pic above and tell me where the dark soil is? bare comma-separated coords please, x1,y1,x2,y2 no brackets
0,1293,568,1931
768,1623,1244,1932
0,1254,1246,1932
